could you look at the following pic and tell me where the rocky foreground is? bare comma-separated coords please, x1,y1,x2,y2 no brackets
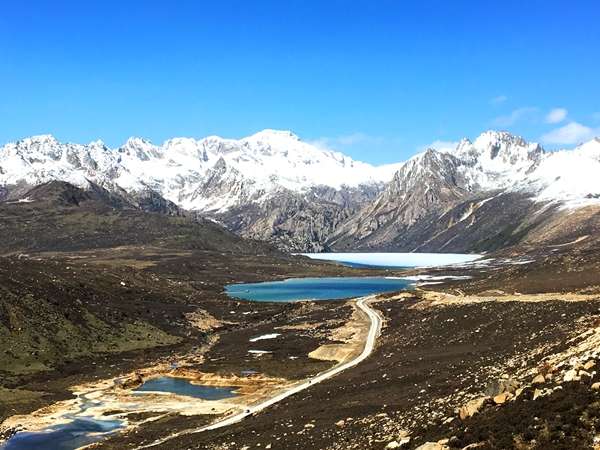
128,288,594,450
4,240,600,449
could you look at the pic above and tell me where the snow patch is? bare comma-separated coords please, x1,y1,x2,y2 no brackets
6,197,34,204
396,275,473,281
249,333,281,342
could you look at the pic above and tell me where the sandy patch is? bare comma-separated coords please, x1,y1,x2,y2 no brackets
309,300,371,364
415,289,600,308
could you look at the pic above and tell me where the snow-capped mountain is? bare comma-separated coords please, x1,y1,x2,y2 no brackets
328,131,600,252
1,129,599,252
0,130,401,212
521,138,600,208
452,131,545,191
398,130,600,209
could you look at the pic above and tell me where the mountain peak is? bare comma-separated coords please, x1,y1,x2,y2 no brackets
124,137,154,148
119,137,161,161
244,129,300,143
88,139,107,148
20,134,60,146
474,130,529,148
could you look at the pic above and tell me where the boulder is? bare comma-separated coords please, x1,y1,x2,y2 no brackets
493,392,511,404
514,387,524,398
485,378,519,396
564,369,579,382
120,372,144,389
591,382,600,390
532,374,545,385
459,397,487,420
386,433,411,448
584,360,596,370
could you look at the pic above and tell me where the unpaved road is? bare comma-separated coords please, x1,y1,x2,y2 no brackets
137,295,382,449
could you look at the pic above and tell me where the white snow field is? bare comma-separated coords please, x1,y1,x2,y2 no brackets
300,252,482,268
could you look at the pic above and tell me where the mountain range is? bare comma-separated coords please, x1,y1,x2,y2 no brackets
1,130,599,253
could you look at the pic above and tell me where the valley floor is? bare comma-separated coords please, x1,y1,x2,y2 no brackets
105,289,599,450
3,243,600,449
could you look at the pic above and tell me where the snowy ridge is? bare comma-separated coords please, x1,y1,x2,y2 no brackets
521,138,600,208
1,130,600,212
421,131,600,208
0,130,401,212
451,131,544,191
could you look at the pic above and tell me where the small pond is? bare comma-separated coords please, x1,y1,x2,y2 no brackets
0,376,237,450
0,416,124,450
133,376,238,400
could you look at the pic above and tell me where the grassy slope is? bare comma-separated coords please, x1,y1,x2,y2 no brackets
0,181,372,422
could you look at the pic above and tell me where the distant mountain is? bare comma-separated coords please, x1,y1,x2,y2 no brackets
1,130,599,252
330,132,600,252
0,130,400,212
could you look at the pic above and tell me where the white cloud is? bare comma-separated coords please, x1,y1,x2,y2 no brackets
420,140,459,153
490,95,507,105
545,108,568,124
492,107,538,127
541,121,598,145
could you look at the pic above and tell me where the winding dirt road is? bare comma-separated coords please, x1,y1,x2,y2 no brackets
137,295,382,449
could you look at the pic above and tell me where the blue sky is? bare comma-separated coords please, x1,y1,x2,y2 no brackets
1,0,599,164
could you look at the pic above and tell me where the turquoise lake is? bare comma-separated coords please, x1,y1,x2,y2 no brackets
134,376,238,400
225,277,413,302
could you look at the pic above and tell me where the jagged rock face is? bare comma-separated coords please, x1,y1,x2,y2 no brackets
372,149,468,226
186,157,262,212
126,188,184,216
214,185,382,252
453,131,544,191
328,150,470,250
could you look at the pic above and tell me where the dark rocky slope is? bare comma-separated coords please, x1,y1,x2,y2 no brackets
0,180,273,254
213,184,382,252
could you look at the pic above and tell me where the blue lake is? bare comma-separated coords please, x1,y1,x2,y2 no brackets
225,277,413,302
0,417,124,450
134,376,238,400
0,377,237,450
